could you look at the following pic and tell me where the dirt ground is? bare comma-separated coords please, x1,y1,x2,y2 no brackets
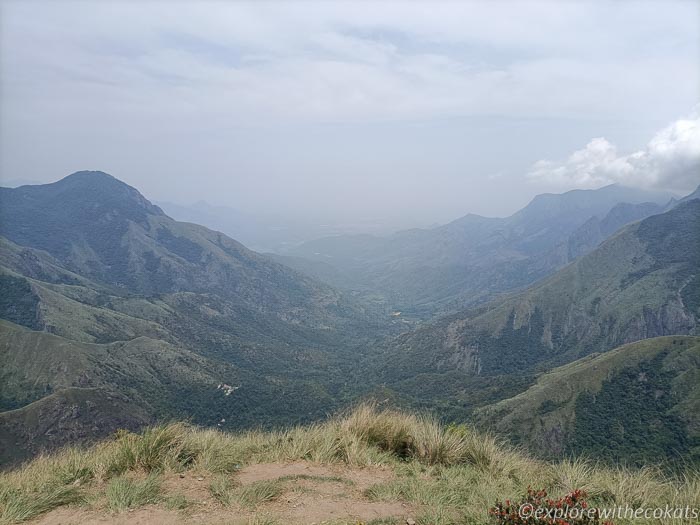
32,461,416,525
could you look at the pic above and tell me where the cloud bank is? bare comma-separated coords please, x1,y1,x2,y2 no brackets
528,111,700,192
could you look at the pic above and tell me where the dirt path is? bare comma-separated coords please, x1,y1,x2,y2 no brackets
33,461,416,525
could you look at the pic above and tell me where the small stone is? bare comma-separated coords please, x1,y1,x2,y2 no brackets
179,473,185,479
197,477,204,481
406,519,416,525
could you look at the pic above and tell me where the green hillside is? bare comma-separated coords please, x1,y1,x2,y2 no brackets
0,316,374,467
0,388,151,467
381,199,699,378
0,173,397,464
1,172,697,470
0,172,376,330
370,199,699,427
0,320,237,413
475,336,700,465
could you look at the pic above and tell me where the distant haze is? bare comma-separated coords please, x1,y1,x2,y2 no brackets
1,0,698,229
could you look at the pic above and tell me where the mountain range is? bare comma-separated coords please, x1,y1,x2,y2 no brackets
375,198,699,414
0,171,698,468
0,172,397,465
284,184,676,317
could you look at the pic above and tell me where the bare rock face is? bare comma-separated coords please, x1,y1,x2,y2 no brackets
623,300,697,344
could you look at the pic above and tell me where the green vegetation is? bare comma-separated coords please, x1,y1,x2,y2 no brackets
380,201,700,423
1,405,696,524
475,337,700,465
0,484,81,523
0,172,698,479
105,474,161,511
570,354,693,466
0,275,39,331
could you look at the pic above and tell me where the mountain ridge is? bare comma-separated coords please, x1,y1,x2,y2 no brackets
285,184,677,316
0,172,396,464
374,198,699,420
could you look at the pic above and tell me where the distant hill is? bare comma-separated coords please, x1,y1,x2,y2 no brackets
1,172,697,469
157,200,411,254
0,171,367,325
475,336,700,466
376,198,699,417
0,172,395,462
288,184,675,317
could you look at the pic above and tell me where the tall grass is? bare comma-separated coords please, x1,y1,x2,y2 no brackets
0,485,81,523
110,424,197,474
105,474,161,512
0,403,697,524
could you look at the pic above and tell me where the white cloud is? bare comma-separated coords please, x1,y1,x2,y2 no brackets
528,111,700,191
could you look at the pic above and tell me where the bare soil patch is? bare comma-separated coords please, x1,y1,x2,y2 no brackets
32,461,415,524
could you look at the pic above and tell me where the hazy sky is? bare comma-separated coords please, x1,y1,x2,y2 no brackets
1,0,699,227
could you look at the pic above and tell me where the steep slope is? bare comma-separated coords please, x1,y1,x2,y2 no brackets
0,388,151,467
475,336,700,465
0,171,369,330
288,184,673,316
0,172,395,463
378,199,699,412
0,320,237,413
0,315,360,467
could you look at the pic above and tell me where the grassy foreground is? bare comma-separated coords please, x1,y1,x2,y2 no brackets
0,404,697,524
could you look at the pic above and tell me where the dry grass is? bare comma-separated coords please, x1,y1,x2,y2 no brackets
105,473,161,511
0,403,697,524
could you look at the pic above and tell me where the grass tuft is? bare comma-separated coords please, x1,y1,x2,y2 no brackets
0,403,698,524
105,474,161,512
232,480,284,509
109,424,196,474
0,485,82,524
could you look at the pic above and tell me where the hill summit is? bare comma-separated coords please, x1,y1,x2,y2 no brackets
0,404,697,524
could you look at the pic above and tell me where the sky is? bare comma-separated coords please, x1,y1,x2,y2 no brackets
1,0,699,228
